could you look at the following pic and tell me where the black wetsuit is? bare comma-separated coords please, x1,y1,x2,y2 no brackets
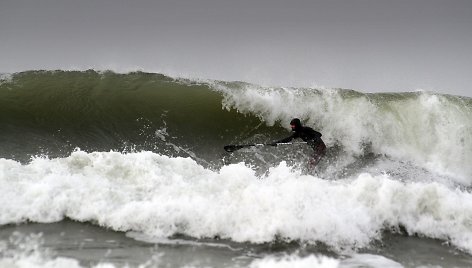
275,120,326,166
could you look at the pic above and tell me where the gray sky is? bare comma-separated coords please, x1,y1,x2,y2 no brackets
1,0,471,97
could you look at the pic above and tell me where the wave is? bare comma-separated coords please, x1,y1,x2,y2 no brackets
1,150,472,254
1,70,470,182
2,70,472,256
0,70,263,165
216,82,472,182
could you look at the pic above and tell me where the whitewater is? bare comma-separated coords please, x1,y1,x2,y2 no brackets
1,70,472,267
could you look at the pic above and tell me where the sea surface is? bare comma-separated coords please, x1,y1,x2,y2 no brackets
1,70,472,267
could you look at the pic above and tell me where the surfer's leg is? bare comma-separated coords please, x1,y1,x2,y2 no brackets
308,142,326,168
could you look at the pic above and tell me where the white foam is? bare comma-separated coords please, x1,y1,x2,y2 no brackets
248,253,403,268
2,151,472,254
214,84,472,183
249,254,339,268
340,254,403,268
0,232,83,268
0,73,13,85
0,255,83,268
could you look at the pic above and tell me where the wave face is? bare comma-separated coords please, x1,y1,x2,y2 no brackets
1,70,472,253
0,70,272,166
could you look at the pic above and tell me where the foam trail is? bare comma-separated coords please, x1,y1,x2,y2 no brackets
2,151,472,254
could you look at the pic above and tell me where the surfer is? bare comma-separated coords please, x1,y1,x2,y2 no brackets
272,118,326,167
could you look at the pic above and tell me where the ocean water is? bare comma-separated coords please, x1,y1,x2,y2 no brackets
1,70,472,267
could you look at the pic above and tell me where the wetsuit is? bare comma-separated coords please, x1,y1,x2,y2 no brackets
274,119,326,167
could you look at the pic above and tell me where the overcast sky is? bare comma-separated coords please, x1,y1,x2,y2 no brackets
1,0,471,97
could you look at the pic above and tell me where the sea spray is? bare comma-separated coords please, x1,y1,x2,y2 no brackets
2,151,472,254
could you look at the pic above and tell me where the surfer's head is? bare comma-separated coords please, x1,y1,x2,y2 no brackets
290,118,302,130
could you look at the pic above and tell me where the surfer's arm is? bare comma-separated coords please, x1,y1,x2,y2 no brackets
272,133,296,145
